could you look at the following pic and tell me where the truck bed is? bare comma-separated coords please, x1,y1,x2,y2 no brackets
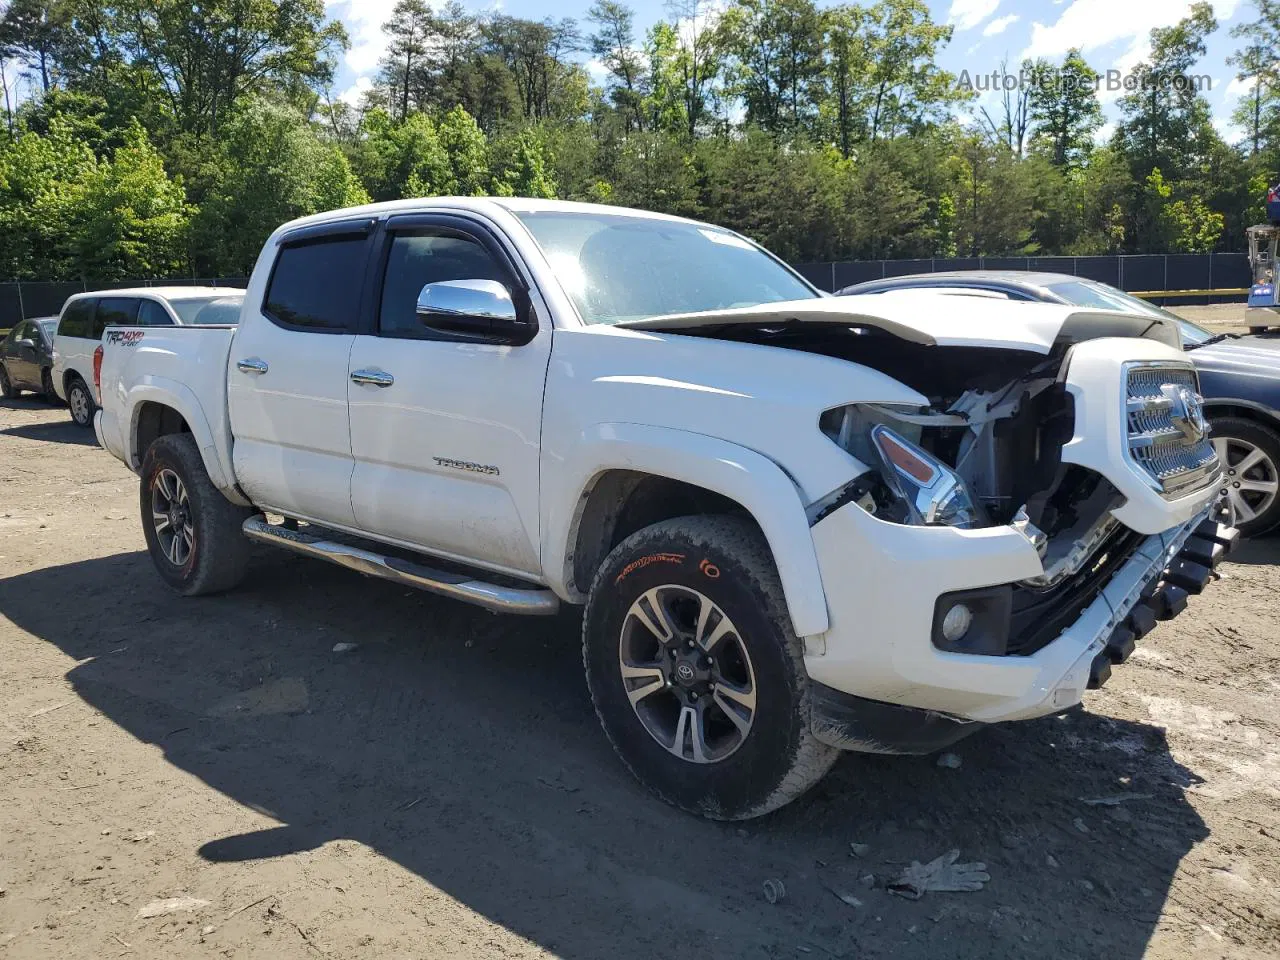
96,324,239,488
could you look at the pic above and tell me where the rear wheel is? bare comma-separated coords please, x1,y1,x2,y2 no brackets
0,364,16,399
1210,416,1280,537
66,376,94,427
583,515,838,819
140,434,253,596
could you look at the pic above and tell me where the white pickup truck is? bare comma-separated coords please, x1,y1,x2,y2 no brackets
97,198,1238,819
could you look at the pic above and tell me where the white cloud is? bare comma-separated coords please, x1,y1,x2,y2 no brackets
949,0,1001,32
983,14,1020,37
328,0,398,77
1023,0,1241,62
1226,75,1256,99
339,75,374,107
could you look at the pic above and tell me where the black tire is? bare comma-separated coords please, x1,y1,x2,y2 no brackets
41,368,59,404
0,363,16,398
583,515,838,820
140,433,253,596
66,375,95,427
1210,416,1280,537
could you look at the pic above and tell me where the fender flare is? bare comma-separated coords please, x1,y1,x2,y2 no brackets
544,422,831,638
124,378,245,502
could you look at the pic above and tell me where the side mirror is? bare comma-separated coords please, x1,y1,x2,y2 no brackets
15,338,34,349
417,279,525,339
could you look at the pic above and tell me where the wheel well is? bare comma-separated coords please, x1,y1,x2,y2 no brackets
62,369,83,393
570,470,754,596
134,402,191,466
1204,403,1280,432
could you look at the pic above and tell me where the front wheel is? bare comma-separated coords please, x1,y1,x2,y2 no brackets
583,515,838,820
1211,417,1280,537
66,376,95,427
0,364,16,399
140,434,253,596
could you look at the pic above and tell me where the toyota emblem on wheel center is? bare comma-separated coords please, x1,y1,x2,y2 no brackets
675,662,696,683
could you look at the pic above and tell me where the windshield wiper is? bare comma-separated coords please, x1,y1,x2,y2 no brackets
1185,332,1241,350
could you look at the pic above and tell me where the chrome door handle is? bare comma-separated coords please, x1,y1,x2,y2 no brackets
350,368,394,388
237,358,268,375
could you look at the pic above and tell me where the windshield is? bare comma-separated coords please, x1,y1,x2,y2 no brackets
1044,279,1213,345
514,211,818,325
170,296,244,325
36,318,57,337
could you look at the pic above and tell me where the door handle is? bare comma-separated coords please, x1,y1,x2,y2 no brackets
351,368,395,388
237,357,269,375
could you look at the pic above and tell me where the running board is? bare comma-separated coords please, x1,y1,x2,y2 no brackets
242,517,560,616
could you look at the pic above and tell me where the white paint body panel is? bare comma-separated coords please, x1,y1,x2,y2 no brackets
95,197,1223,730
347,330,551,577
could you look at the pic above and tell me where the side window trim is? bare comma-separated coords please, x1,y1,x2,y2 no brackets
368,213,536,343
261,219,377,335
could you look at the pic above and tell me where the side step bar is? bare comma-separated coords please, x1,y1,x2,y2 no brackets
242,517,560,616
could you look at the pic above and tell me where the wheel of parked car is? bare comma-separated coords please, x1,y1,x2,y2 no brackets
582,515,839,820
0,364,14,399
1210,416,1280,537
140,433,253,596
41,368,58,403
66,376,95,427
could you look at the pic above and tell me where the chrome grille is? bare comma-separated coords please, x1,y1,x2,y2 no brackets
1124,364,1218,498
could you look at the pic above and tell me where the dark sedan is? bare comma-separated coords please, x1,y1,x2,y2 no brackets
839,271,1280,536
0,317,59,402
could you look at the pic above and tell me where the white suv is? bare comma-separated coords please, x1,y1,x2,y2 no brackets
52,287,243,426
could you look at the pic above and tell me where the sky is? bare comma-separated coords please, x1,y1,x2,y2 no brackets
323,0,1258,143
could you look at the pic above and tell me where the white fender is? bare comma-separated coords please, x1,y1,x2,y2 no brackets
543,422,830,638
124,378,245,503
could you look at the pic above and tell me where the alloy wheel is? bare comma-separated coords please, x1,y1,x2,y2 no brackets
1213,436,1280,526
618,584,757,764
151,468,195,567
69,383,90,424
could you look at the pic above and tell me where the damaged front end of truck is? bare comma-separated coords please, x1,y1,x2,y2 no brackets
620,294,1238,751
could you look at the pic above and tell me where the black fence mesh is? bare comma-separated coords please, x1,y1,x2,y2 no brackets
797,253,1253,305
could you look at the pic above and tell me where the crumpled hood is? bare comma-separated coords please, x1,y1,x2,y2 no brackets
618,291,1182,354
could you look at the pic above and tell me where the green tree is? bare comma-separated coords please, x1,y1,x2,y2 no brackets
1027,50,1102,169
723,0,825,134
587,0,647,132
379,0,434,122
1114,2,1218,183
191,98,367,273
1229,1,1280,156
438,104,489,195
491,126,557,198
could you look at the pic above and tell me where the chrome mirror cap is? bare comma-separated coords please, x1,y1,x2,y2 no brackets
416,279,517,324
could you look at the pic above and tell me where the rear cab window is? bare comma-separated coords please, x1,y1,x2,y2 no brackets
96,298,140,333
264,230,370,332
137,300,174,326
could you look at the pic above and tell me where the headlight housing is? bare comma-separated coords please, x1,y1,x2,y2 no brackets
869,425,982,528
817,404,985,529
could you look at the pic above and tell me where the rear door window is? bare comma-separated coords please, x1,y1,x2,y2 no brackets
264,233,370,332
96,298,140,334
58,299,97,339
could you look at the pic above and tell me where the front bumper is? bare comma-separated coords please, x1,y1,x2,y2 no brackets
805,498,1236,750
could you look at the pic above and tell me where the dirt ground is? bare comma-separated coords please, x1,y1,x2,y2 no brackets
2,398,1279,960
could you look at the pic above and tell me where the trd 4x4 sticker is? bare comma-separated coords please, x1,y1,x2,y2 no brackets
105,330,145,345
